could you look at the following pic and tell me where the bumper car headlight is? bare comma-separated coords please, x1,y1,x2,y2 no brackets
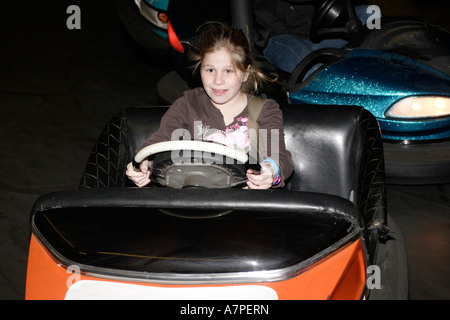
386,96,450,119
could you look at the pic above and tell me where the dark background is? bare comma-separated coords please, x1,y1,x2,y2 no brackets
0,0,448,299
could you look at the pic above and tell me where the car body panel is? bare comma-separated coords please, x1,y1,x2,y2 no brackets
142,0,168,11
30,207,356,275
288,49,450,141
135,0,169,34
26,234,366,300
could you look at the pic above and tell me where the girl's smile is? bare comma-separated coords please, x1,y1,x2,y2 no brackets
212,89,228,96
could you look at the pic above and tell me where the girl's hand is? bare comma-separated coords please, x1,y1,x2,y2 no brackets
126,159,152,187
246,161,276,190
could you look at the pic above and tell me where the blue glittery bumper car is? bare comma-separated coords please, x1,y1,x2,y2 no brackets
285,20,450,185
159,0,450,185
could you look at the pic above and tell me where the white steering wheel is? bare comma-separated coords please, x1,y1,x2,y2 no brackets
133,140,254,188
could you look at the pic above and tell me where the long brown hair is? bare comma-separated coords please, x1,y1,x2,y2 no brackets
187,22,274,94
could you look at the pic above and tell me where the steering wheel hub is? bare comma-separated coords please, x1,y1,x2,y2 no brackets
162,163,235,188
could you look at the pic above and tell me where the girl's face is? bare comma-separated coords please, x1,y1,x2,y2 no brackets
200,47,249,108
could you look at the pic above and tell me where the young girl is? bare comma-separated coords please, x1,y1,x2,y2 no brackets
126,22,293,189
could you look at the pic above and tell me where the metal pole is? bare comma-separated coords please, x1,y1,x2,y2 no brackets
230,0,254,51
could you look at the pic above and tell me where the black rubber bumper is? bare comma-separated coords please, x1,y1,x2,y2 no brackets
383,140,450,185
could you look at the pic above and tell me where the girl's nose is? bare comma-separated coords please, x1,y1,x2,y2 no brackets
214,73,225,85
